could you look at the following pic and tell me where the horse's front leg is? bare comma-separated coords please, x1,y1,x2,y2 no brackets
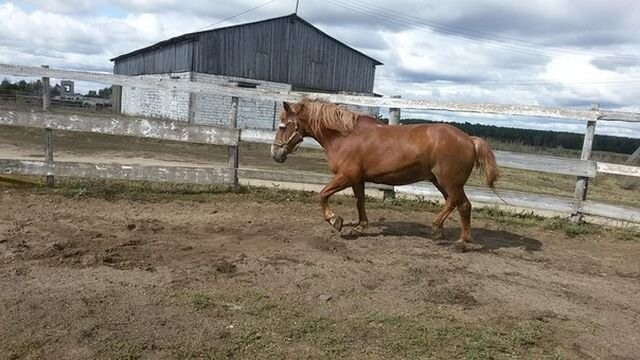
319,174,351,231
350,182,368,234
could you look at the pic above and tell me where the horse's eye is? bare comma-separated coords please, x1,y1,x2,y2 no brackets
278,124,287,130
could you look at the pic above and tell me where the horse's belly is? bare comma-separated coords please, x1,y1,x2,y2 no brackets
365,163,432,186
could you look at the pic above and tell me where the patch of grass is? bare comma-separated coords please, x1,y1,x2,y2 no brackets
191,292,216,310
610,227,640,241
366,313,407,326
362,313,559,359
475,206,546,227
543,217,603,238
287,317,333,340
222,327,269,357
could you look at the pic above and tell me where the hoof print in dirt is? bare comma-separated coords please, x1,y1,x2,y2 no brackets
215,260,237,274
453,242,469,253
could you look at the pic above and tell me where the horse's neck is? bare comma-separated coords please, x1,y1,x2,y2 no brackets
305,129,343,150
302,117,347,149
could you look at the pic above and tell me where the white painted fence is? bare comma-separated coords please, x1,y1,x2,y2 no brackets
1,64,639,224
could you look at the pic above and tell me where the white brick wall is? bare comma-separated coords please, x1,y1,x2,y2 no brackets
120,72,379,129
191,73,291,129
121,72,290,130
121,72,191,122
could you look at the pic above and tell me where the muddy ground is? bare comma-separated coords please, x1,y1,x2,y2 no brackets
0,184,639,359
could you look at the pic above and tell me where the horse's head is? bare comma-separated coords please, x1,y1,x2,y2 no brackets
271,101,305,163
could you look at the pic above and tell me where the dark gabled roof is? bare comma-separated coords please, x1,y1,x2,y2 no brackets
110,13,383,65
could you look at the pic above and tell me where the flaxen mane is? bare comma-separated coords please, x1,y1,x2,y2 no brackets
300,99,359,136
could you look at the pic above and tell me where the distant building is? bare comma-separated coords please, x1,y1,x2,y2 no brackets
60,80,75,97
53,80,112,109
110,13,382,129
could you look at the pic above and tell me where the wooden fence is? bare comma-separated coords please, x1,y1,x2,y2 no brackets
0,64,639,224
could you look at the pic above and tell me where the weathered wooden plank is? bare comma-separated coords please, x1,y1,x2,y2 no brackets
41,65,50,111
396,182,576,214
5,64,640,122
238,168,332,185
0,159,233,185
388,95,401,125
237,168,393,190
625,146,640,165
397,182,640,223
581,201,640,223
111,85,122,114
495,150,596,177
598,110,640,123
0,63,291,103
0,110,239,146
43,128,54,187
572,119,597,223
228,96,240,190
240,129,322,149
596,162,640,177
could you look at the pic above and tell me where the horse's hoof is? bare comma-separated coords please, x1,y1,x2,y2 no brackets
454,241,468,252
432,228,443,240
329,216,343,232
348,225,365,236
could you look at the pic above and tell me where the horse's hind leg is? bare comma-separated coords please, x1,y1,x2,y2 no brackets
432,184,472,250
455,193,473,251
351,182,368,234
430,179,451,240
319,174,351,231
431,198,455,240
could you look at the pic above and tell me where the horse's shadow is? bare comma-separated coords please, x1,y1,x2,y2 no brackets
342,221,542,252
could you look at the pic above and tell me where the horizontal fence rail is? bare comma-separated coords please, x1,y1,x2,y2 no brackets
2,64,639,123
395,182,640,223
0,159,234,185
595,162,640,177
0,110,239,146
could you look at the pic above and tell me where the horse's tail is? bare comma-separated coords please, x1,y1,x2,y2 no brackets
471,137,499,189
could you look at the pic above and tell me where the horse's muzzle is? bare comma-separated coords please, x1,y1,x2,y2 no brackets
271,144,288,163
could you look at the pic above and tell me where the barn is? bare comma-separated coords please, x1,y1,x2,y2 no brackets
110,13,383,129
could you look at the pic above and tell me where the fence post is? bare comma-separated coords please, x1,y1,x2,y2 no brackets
571,104,598,223
187,72,196,123
388,95,401,125
383,95,401,200
43,129,54,187
111,85,122,114
41,65,50,111
228,96,240,191
625,146,640,165
41,65,54,187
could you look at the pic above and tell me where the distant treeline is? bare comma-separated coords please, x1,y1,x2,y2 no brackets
400,119,640,155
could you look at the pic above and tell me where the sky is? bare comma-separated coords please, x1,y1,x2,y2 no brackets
1,0,639,138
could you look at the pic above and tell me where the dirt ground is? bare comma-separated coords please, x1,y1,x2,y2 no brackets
1,184,639,359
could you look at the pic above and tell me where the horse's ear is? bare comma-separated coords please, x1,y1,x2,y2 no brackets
294,103,304,115
283,102,292,113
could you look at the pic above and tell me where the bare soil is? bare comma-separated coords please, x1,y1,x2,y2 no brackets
1,185,639,359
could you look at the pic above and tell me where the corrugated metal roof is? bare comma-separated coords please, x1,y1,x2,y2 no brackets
110,13,383,66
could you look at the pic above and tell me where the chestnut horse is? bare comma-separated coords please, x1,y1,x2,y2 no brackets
271,99,498,250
